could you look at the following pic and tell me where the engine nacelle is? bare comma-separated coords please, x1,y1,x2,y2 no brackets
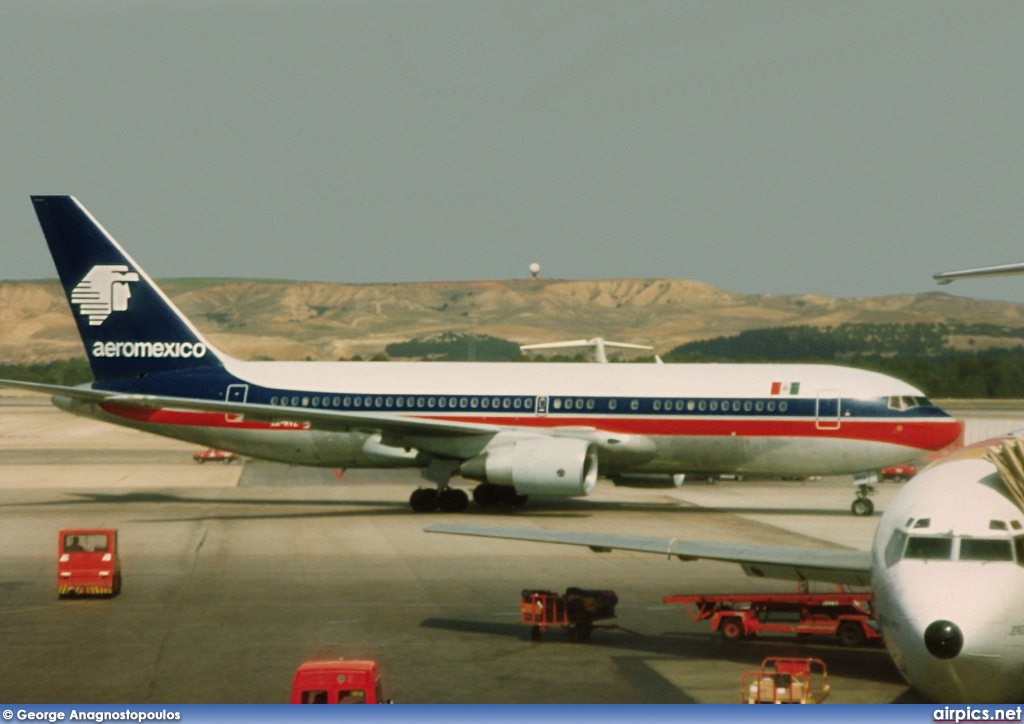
460,437,598,497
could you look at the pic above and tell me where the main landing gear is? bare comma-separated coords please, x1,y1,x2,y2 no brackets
409,486,469,513
408,483,530,512
850,472,878,516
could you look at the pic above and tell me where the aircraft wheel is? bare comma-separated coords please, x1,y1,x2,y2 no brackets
837,621,866,647
720,617,744,640
498,486,529,508
409,488,438,513
473,483,501,506
438,488,469,513
851,498,874,516
111,574,122,596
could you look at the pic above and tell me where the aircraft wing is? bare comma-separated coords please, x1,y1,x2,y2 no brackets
424,524,873,586
0,378,500,437
934,261,1024,284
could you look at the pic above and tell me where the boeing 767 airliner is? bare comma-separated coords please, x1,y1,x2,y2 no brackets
0,196,961,513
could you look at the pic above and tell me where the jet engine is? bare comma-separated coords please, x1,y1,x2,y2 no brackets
460,437,598,497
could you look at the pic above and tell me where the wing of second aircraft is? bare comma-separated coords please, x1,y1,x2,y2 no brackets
424,524,873,586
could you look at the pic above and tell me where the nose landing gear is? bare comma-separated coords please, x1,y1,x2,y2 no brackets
851,472,878,516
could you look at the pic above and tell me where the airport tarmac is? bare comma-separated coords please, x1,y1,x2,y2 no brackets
0,395,924,704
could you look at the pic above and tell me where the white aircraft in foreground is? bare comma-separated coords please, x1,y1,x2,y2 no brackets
0,196,961,513
427,437,1024,703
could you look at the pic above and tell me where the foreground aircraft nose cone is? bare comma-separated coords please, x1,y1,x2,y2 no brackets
924,620,963,659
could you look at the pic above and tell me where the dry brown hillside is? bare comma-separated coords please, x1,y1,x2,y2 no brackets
3,277,1024,363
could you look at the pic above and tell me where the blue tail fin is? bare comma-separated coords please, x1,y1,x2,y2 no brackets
31,196,225,381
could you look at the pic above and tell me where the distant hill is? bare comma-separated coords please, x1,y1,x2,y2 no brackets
5,276,1024,364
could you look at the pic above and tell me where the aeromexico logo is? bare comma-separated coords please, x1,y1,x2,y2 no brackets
91,340,207,359
71,264,140,326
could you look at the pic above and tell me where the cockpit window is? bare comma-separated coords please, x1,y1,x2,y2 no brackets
1015,536,1024,568
904,536,953,560
884,529,908,568
913,518,931,529
960,538,1014,562
887,396,931,411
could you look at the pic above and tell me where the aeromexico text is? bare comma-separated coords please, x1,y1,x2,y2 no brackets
91,341,207,359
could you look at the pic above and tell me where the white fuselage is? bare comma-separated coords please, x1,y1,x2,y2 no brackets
66,358,963,479
871,447,1024,703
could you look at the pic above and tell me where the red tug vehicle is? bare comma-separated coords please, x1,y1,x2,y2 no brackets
664,590,880,647
58,529,121,598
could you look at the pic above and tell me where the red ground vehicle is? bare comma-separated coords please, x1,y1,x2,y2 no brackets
880,463,916,482
193,448,236,463
58,529,121,597
291,660,386,704
741,658,829,704
664,591,880,647
520,588,620,642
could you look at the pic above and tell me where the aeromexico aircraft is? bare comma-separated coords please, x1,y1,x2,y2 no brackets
0,196,961,514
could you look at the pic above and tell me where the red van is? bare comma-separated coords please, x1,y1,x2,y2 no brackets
291,660,386,704
58,529,121,597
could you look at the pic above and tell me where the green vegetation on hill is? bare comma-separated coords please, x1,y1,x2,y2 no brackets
0,359,93,386
667,323,1024,398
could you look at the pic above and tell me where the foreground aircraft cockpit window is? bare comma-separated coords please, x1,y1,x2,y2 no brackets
903,535,954,561
959,538,1014,562
887,530,1022,565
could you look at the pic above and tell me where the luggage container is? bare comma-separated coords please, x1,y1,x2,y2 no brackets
520,587,620,642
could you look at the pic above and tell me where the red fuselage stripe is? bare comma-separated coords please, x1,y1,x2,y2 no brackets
99,404,961,451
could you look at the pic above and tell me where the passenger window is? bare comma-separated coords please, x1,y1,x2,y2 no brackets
449,397,457,408
884,529,907,568
609,399,617,411
686,400,695,411
732,401,741,412
779,401,787,412
709,401,718,412
374,397,382,407
459,397,468,408
312,397,320,407
384,397,392,408
767,401,775,412
302,397,309,406
755,401,764,412
960,538,1013,562
406,396,414,407
743,401,752,412
586,399,594,410
503,398,511,409
675,400,684,411
515,398,523,409
480,398,489,409
565,398,574,409
333,397,341,407
271,397,278,405
416,397,424,407
427,397,435,408
352,397,361,407
630,399,639,411
395,397,404,408
438,398,446,408
653,401,662,411
664,399,672,410
904,536,953,560
553,399,562,410
525,398,534,410
698,400,706,411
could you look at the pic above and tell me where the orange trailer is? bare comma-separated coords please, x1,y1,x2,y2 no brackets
520,588,619,642
742,657,829,704
58,529,121,598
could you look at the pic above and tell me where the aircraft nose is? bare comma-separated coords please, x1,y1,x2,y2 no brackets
924,619,964,659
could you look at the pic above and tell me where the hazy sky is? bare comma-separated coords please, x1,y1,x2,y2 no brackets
4,1,1024,303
